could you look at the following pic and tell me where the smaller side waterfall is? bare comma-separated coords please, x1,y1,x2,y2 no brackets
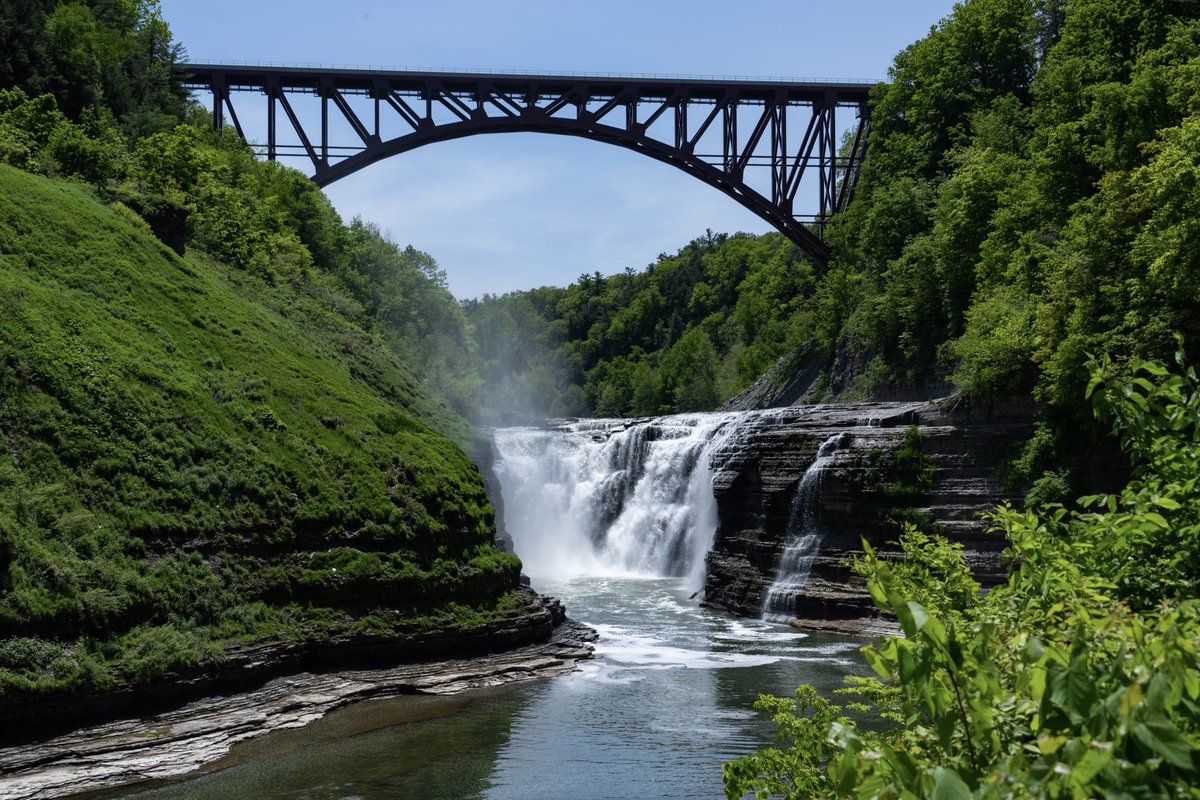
761,431,851,623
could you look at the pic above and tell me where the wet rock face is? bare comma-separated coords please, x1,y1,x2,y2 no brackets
702,399,1033,632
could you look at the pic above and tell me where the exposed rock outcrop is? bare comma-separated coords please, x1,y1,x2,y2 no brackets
0,590,584,745
703,398,1033,632
721,342,827,411
721,346,957,412
0,592,595,800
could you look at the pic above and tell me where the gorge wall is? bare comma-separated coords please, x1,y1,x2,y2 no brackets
487,398,1032,636
702,399,1033,634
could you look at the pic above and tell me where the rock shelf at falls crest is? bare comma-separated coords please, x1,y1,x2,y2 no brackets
492,398,1032,634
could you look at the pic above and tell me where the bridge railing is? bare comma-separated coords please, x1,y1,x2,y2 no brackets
182,60,880,87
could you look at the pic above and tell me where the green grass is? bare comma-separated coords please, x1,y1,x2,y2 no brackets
0,165,519,694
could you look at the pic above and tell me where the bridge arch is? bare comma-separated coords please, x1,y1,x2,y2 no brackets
181,65,873,265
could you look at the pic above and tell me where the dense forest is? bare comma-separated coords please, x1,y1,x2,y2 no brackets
462,231,810,421
460,0,1200,505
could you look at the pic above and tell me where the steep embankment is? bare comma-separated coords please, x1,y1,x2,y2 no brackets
0,165,563,735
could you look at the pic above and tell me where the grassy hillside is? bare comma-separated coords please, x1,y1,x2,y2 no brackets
0,164,520,694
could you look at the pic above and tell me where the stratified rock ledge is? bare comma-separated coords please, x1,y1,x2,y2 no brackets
703,397,1033,630
0,607,595,800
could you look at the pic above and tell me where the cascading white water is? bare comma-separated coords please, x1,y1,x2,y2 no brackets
761,431,851,622
492,413,739,590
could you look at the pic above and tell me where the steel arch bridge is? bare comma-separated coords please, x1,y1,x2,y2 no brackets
180,64,873,264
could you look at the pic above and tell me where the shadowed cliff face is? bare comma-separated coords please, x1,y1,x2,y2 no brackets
702,399,1033,633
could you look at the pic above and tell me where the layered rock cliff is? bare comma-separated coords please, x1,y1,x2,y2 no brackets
703,399,1033,634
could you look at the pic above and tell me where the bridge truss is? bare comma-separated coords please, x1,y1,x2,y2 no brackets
181,64,873,264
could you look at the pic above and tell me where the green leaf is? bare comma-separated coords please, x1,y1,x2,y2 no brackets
1029,664,1048,704
1049,661,1098,724
868,576,889,609
923,614,948,648
935,710,958,750
1145,672,1171,713
893,596,918,637
1117,682,1145,716
1131,377,1157,393
864,643,895,681
948,635,964,669
930,767,972,800
1133,719,1196,769
1037,734,1065,755
907,600,931,632
829,751,857,794
1184,669,1200,701
1143,512,1170,530
1071,748,1111,784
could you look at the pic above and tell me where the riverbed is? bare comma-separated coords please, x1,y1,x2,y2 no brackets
90,576,865,800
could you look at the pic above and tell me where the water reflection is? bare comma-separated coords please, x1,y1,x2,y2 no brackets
479,577,867,800
91,577,867,800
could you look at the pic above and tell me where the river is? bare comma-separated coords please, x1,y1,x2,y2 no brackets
92,576,864,800
91,414,868,799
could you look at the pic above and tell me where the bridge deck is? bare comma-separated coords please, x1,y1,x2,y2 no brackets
182,63,874,104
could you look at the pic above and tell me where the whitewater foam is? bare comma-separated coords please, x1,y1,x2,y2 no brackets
493,412,741,588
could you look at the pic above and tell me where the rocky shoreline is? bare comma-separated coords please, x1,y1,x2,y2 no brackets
0,598,595,800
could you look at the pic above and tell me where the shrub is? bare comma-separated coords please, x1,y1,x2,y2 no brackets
726,346,1200,799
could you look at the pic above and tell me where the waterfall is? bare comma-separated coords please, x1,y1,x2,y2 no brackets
761,431,851,623
492,413,738,589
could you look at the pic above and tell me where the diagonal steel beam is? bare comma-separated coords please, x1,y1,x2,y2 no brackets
273,89,321,168
736,104,774,176
325,84,375,145
384,93,425,131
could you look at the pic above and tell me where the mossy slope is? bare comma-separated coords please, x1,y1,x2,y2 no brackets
0,165,520,694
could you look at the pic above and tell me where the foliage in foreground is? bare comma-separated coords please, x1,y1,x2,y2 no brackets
725,349,1200,798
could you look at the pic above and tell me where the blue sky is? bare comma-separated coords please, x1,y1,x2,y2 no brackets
163,1,958,299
